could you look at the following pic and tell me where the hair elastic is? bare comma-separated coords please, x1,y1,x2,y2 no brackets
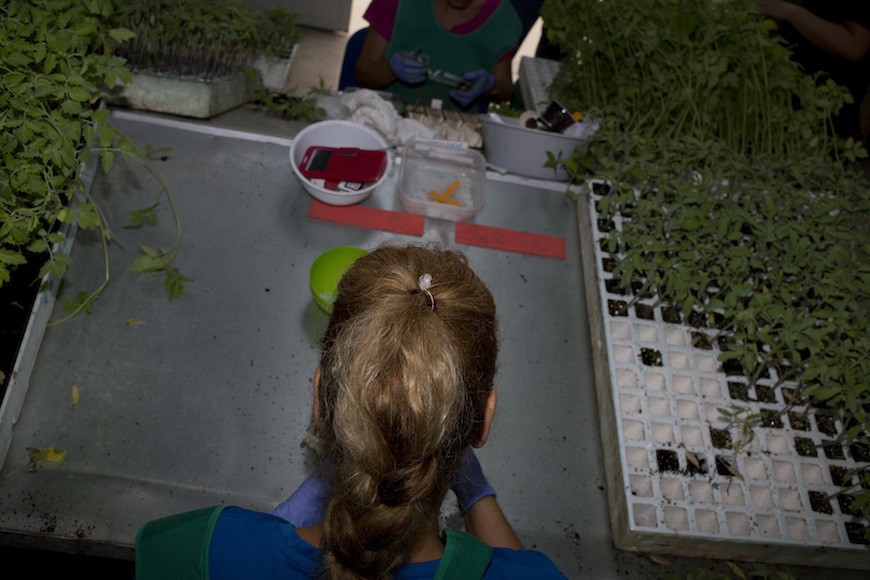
417,273,435,311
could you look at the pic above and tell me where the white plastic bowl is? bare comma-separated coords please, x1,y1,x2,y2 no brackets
289,120,392,206
480,114,588,182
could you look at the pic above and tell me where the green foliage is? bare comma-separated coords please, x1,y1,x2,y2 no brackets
246,79,327,123
61,290,96,316
260,7,302,57
0,0,131,288
543,0,869,524
131,245,192,302
123,146,191,306
308,78,333,96
124,202,159,228
164,266,192,302
108,0,300,80
1,0,190,318
541,0,854,162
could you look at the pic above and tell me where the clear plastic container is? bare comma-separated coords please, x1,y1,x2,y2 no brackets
398,140,486,221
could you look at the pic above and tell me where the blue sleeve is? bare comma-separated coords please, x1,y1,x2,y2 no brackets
484,548,568,579
209,508,319,579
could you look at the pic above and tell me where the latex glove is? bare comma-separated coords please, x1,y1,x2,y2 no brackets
451,448,496,516
449,69,495,108
270,463,334,527
389,52,428,84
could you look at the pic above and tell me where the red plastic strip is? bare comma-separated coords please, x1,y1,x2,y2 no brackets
455,222,566,260
307,199,425,236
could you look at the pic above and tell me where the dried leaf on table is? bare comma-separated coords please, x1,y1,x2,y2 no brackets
29,447,68,467
726,561,747,580
648,554,671,566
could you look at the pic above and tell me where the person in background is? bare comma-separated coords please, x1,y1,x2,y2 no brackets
136,245,566,579
508,0,545,46
355,0,522,111
508,0,568,68
756,0,870,139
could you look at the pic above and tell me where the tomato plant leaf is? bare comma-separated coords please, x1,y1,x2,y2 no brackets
165,266,192,301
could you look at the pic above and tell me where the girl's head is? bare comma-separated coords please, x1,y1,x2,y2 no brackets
315,245,497,578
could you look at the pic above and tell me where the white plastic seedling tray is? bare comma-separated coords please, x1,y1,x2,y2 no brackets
578,180,869,569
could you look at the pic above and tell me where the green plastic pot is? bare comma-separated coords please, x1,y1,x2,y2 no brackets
309,246,368,314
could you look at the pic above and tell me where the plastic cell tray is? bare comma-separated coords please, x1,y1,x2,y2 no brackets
578,180,869,570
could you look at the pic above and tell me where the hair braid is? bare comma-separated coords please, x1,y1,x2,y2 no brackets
315,245,497,579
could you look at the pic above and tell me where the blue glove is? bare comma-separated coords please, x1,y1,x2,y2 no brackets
449,69,495,108
389,51,428,84
270,463,334,527
451,448,496,516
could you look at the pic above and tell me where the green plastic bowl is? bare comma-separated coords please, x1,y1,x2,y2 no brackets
309,246,368,314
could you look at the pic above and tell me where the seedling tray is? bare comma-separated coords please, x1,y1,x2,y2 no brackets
103,71,248,119
578,180,869,569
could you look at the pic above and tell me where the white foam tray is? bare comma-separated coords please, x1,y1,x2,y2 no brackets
577,180,869,569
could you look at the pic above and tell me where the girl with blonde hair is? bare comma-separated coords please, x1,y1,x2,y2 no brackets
136,245,565,579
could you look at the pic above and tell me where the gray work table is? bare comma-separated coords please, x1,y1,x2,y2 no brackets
0,111,595,573
3,111,860,579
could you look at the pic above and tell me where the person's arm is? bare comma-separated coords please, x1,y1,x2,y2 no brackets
270,462,334,527
355,27,399,88
449,56,514,108
464,495,523,549
490,57,514,102
756,0,870,63
356,27,429,88
451,448,523,549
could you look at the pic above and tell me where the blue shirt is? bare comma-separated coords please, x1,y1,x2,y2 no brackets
209,507,567,579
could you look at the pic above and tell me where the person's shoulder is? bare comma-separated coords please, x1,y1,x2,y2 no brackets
219,506,283,523
214,507,310,548
213,507,290,548
365,0,400,21
210,508,317,579
484,548,568,579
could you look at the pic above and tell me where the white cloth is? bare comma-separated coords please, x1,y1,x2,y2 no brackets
338,89,435,146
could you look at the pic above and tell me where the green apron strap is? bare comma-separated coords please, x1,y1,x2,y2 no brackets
135,505,230,580
434,529,494,580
